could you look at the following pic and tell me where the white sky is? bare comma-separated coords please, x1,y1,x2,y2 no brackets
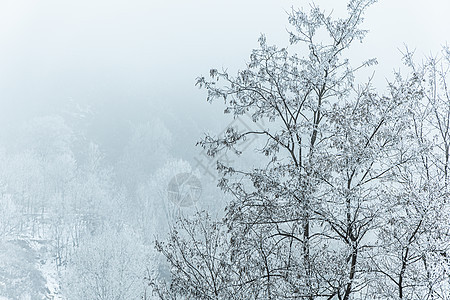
0,0,449,123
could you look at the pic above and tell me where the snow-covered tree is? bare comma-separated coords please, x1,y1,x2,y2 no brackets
366,48,450,299
63,226,148,300
153,1,448,299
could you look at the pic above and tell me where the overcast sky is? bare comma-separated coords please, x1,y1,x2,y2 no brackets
0,0,449,127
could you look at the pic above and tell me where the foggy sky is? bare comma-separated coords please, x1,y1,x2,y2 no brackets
0,0,449,127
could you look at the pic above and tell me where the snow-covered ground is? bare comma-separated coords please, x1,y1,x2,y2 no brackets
28,239,65,300
0,238,64,300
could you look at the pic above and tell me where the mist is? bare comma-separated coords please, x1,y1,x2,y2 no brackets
0,0,449,298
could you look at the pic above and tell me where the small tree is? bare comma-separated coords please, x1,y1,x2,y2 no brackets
150,212,242,299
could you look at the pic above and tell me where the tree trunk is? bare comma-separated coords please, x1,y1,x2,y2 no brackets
343,246,358,300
